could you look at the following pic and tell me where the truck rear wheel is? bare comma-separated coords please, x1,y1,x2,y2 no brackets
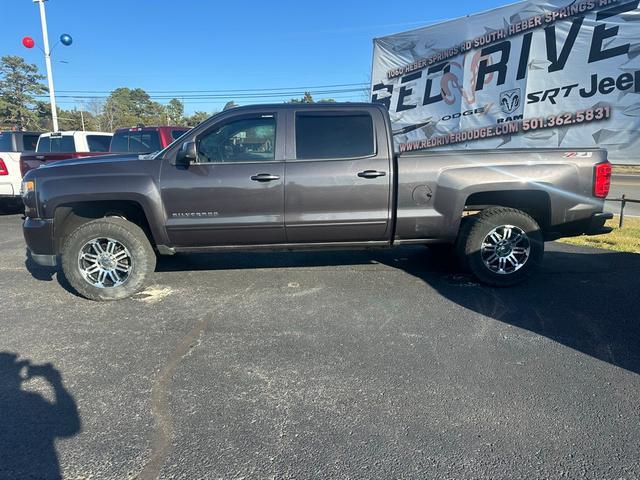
458,207,543,287
61,217,156,301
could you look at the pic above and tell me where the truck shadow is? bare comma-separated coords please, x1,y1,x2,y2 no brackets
0,202,23,216
24,251,77,296
406,245,640,376
158,244,640,376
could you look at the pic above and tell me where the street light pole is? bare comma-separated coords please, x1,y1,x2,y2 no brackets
34,0,59,132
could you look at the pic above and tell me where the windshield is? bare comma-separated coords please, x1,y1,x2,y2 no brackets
171,129,189,141
110,130,162,153
0,132,14,152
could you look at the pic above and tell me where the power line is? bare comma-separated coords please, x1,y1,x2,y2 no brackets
39,90,366,101
35,87,370,105
54,82,369,95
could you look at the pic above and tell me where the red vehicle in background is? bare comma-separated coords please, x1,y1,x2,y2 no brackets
20,131,113,176
109,126,189,154
20,126,190,176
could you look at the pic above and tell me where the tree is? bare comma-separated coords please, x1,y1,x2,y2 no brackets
184,111,210,126
166,98,184,124
57,108,97,131
100,87,166,130
288,92,336,104
86,99,105,131
0,56,47,130
288,91,315,104
34,101,52,131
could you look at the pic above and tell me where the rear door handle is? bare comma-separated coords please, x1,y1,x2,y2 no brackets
357,170,387,179
250,173,281,182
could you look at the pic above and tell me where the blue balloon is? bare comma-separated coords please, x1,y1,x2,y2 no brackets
60,34,73,46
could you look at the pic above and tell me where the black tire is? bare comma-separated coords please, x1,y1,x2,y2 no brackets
61,217,156,301
454,216,474,271
458,207,544,287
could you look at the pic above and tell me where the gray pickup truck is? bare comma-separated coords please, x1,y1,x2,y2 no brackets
21,103,612,300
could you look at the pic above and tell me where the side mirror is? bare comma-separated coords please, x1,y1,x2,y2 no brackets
175,141,197,167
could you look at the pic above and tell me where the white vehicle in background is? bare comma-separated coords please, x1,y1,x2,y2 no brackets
0,131,41,210
20,131,113,176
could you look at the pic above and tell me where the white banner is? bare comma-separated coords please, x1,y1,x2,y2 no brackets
371,0,640,164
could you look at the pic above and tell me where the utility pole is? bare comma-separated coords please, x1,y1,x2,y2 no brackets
34,0,59,132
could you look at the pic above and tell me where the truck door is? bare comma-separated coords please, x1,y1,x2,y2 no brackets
159,112,286,247
284,108,392,243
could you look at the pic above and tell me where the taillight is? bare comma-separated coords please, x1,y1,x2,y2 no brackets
0,158,7,175
20,159,29,177
594,161,612,198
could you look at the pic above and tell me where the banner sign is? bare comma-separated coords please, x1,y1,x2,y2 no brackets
370,0,640,164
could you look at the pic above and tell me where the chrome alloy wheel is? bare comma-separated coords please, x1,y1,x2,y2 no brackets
480,225,531,275
77,237,133,288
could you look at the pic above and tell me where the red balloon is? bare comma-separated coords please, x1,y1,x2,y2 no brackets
22,36,35,49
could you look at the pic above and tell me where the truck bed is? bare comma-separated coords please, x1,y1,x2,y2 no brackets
394,148,608,242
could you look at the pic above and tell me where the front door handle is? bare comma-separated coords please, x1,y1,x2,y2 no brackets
357,170,387,179
251,173,281,182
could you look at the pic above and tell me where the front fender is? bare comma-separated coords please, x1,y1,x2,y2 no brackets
36,171,168,247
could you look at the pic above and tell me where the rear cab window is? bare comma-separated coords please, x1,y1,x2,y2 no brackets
21,135,39,151
87,135,112,152
0,132,15,152
295,112,375,160
36,135,76,153
110,129,162,153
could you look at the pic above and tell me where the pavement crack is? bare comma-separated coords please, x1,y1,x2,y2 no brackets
136,317,208,480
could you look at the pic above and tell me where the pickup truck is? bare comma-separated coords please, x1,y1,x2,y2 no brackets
21,103,613,301
0,130,41,209
110,126,190,154
20,131,113,176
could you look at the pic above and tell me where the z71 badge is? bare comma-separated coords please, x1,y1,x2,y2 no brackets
563,152,593,158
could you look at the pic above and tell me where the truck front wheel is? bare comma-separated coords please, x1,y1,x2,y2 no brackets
457,207,544,287
61,217,156,301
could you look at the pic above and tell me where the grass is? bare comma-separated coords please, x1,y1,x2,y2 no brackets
613,165,640,175
559,216,640,254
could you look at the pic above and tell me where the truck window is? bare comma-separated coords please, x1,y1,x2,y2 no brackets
0,132,15,152
197,116,276,163
110,130,162,153
171,129,189,141
22,134,39,151
37,135,75,153
87,135,111,152
295,112,374,160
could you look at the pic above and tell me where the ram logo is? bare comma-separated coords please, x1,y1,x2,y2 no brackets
500,88,521,115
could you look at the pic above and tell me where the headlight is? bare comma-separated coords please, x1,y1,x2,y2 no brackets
21,180,35,196
21,179,37,217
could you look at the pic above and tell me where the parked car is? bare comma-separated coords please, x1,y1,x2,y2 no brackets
20,131,113,176
21,103,612,300
110,126,190,154
0,130,42,209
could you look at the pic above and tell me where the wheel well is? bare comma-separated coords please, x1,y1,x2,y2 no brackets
464,190,551,230
53,201,154,254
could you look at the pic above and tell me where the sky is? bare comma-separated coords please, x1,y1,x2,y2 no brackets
2,0,512,114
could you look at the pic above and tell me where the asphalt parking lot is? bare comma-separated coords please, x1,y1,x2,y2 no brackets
1,212,639,480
